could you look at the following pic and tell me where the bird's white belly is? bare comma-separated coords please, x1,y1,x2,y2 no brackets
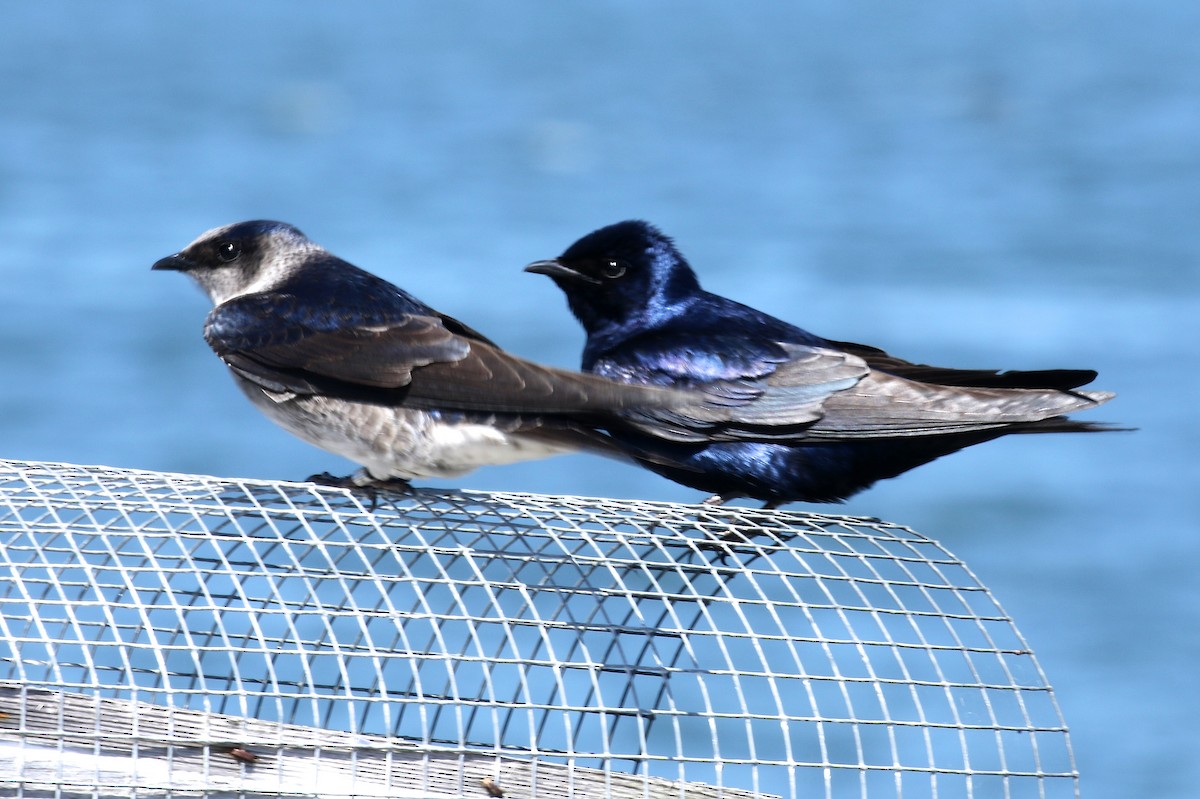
236,379,574,480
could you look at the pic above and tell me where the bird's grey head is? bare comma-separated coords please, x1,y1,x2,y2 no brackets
152,220,321,306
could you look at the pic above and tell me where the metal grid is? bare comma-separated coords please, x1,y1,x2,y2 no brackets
0,457,1078,798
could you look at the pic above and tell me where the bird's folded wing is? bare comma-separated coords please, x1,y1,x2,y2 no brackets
204,294,686,415
598,334,1114,443
204,295,471,392
799,371,1114,439
401,340,692,414
600,338,870,442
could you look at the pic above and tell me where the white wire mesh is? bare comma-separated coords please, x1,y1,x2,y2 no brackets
0,457,1078,799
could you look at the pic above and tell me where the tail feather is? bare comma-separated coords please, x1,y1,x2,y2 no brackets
1008,418,1130,434
828,340,1102,391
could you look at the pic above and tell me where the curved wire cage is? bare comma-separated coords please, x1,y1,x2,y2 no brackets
0,457,1077,798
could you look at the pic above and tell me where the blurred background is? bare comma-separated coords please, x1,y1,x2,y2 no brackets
1,2,1195,796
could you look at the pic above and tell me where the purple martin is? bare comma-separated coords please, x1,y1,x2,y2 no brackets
527,220,1118,507
153,220,707,489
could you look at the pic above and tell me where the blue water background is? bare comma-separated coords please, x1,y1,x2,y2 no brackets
1,3,1196,796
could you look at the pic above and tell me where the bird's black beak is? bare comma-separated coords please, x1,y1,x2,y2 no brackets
524,259,601,285
152,253,193,272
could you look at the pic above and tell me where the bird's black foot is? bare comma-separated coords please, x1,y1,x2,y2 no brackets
691,494,754,545
306,471,359,488
358,479,414,511
306,471,413,510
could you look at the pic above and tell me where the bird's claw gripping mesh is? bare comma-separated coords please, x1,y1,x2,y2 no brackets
0,458,1077,798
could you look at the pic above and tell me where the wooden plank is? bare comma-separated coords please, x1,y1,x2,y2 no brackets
0,685,771,799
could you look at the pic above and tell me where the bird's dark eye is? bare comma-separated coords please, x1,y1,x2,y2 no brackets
216,241,241,263
603,260,627,279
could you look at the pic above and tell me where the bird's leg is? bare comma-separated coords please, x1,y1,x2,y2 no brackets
696,494,755,545
306,470,414,511
306,469,412,491
355,472,414,511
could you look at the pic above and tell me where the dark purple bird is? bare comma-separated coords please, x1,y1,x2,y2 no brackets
527,220,1118,507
